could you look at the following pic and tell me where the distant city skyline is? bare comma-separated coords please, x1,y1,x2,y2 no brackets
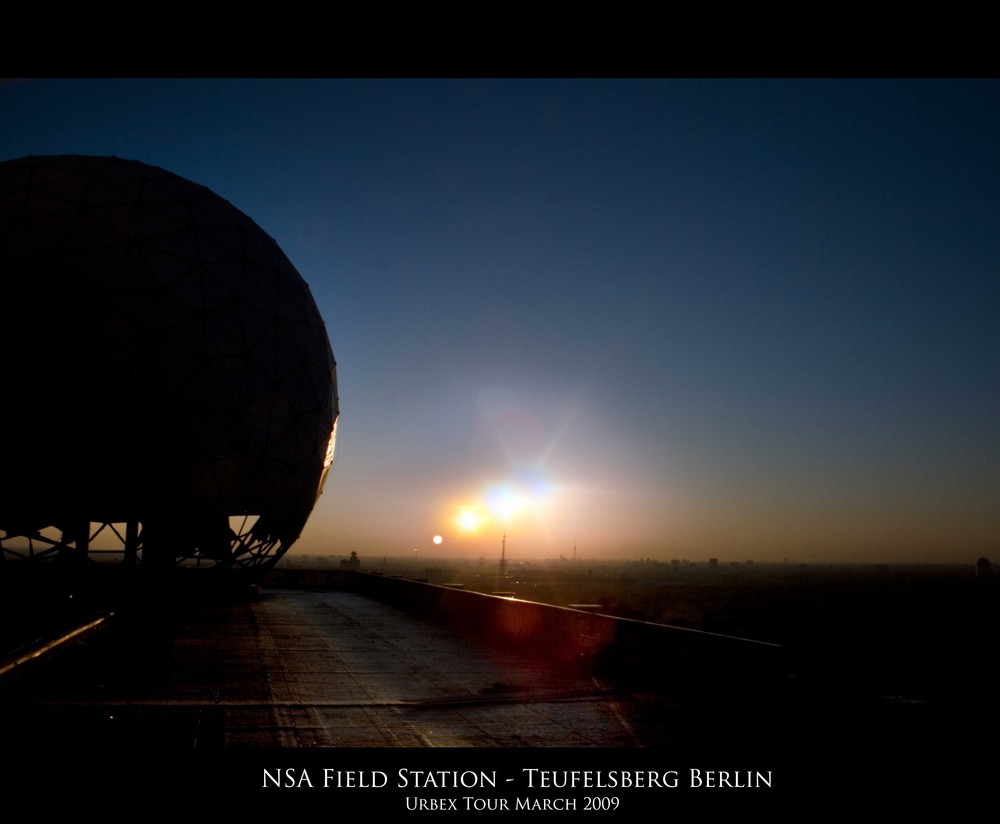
2,78,996,563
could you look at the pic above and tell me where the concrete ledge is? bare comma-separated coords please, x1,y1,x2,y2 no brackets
351,572,784,696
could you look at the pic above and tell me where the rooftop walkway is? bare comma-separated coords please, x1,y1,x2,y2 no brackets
0,587,649,747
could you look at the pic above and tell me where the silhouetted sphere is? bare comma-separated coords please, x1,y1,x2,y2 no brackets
0,155,338,554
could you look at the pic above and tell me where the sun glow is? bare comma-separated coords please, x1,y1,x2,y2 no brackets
455,506,484,532
445,468,560,538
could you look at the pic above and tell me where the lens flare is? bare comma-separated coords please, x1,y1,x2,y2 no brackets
485,483,526,521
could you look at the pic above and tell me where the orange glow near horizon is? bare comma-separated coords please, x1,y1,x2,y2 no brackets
455,505,486,533
438,470,563,551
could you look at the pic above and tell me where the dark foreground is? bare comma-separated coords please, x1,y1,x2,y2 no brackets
1,565,995,813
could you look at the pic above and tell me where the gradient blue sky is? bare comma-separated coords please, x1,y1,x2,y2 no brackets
2,78,996,563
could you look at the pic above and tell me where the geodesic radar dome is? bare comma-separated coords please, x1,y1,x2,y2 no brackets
0,155,338,570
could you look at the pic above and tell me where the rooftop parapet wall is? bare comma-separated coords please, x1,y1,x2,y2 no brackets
351,572,784,695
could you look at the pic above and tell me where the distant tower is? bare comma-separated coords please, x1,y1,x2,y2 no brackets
499,533,507,579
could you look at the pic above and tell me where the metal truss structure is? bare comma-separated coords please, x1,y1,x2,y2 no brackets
0,514,283,572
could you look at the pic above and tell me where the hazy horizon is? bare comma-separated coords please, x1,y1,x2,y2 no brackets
2,78,996,565
276,549,987,567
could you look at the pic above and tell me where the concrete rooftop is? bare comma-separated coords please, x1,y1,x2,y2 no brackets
1,587,646,748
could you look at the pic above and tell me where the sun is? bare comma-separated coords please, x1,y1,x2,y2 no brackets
456,507,482,532
432,534,443,545
451,502,489,534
